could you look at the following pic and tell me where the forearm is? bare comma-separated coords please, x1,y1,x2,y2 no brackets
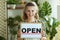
41,37,46,40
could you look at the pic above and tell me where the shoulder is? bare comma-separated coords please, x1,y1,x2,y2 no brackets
37,20,42,23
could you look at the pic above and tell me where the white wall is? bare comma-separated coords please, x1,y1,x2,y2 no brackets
8,9,23,18
57,5,60,21
49,0,57,19
57,0,60,21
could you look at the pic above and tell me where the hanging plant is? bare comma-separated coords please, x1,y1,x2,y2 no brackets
8,15,23,34
7,15,23,40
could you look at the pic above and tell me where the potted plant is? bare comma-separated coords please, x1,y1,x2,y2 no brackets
7,0,20,9
31,0,60,40
39,1,60,40
7,15,23,40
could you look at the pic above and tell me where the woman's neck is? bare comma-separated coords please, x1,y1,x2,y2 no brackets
27,17,36,23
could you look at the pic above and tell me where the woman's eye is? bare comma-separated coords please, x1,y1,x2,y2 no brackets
32,10,34,12
27,10,30,12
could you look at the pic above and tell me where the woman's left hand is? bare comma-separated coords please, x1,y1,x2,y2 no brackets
41,37,46,40
41,31,46,40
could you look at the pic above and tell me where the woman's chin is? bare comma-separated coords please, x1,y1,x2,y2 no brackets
28,16,34,18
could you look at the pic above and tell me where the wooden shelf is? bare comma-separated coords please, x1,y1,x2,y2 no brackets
7,6,24,10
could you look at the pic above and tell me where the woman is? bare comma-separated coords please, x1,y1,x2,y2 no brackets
18,1,46,40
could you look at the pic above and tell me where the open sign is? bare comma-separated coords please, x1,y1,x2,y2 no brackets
20,23,42,38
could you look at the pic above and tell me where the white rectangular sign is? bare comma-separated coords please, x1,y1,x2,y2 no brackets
20,23,42,38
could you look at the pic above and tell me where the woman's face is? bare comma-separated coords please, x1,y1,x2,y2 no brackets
25,6,37,19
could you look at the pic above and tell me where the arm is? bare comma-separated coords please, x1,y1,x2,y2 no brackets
17,24,24,40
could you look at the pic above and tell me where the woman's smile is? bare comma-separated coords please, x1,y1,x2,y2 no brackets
25,6,36,18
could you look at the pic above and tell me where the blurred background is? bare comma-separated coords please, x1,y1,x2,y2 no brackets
0,0,60,40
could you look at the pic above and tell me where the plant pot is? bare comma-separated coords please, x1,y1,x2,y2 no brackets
7,4,16,9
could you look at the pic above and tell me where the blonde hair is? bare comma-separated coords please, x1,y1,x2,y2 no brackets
23,1,39,20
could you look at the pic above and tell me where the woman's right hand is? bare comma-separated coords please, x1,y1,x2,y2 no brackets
17,29,24,40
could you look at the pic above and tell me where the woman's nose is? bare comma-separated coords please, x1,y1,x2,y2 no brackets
30,11,32,14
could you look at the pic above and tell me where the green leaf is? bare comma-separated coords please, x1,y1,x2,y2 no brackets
14,15,23,22
40,1,52,17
